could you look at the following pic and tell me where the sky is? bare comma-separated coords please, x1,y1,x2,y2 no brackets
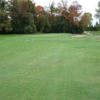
33,0,100,24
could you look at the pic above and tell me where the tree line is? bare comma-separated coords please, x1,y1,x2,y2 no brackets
0,0,99,34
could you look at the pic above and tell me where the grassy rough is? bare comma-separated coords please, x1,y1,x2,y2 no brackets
0,33,100,100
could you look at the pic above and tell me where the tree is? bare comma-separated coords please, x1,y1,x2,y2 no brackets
60,1,91,33
95,1,100,24
80,12,92,30
9,0,36,33
0,0,12,34
0,0,92,34
61,1,83,33
49,2,56,15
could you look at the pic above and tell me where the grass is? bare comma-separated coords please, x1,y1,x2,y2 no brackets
0,32,100,100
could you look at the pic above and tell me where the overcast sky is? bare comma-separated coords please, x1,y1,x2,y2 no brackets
33,0,99,24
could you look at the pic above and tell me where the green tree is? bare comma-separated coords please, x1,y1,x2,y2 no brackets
9,0,36,33
0,0,11,33
95,1,100,24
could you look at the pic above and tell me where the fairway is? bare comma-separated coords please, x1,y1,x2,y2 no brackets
0,33,100,100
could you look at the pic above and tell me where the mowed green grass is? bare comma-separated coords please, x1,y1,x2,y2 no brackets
0,33,100,100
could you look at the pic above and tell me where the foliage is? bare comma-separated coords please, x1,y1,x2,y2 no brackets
0,0,93,34
79,12,92,33
0,0,12,34
9,0,36,33
95,1,100,24
94,1,100,31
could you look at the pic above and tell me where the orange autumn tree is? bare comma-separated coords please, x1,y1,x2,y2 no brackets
80,12,92,30
61,1,83,33
60,0,92,33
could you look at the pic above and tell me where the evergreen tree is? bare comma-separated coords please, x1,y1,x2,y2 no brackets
95,1,100,24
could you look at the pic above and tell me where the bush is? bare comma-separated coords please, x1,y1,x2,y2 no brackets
25,26,33,33
25,25,36,33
